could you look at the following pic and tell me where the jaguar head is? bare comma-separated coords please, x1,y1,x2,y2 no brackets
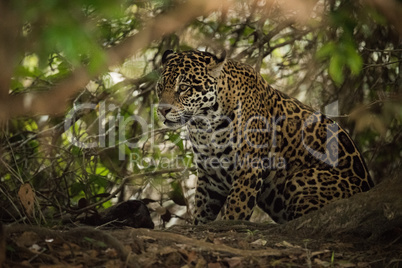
156,50,226,127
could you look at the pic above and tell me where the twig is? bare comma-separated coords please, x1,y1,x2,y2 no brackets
363,60,402,70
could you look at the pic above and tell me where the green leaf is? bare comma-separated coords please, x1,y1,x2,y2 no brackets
87,47,107,75
71,146,82,157
316,42,336,59
243,25,255,36
346,49,363,76
168,132,184,152
329,54,344,85
89,174,108,188
183,153,193,168
169,181,186,206
70,182,85,196
95,166,109,176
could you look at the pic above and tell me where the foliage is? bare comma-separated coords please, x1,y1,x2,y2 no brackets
0,0,400,226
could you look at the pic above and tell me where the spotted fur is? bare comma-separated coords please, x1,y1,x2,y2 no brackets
157,50,374,224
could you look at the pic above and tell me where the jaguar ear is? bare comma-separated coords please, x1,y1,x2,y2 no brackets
162,50,175,65
208,50,226,78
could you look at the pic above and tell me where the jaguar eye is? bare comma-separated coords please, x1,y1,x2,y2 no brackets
178,84,190,93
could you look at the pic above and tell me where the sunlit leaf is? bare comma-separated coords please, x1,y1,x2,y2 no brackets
89,175,109,188
346,49,363,76
168,132,184,152
329,54,345,85
316,42,336,59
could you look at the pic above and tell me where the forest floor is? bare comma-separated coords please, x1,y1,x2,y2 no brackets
4,220,402,268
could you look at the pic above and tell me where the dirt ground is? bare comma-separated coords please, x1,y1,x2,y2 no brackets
3,220,402,268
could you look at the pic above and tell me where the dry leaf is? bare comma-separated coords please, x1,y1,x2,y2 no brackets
18,183,35,217
250,239,267,246
195,256,207,268
224,257,243,267
275,240,301,248
16,231,40,247
104,248,118,258
29,244,42,253
208,263,222,268
184,250,197,264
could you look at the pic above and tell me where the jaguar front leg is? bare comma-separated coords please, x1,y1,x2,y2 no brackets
222,169,263,221
193,172,230,225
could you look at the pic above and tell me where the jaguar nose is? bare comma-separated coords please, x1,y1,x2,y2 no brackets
158,106,171,117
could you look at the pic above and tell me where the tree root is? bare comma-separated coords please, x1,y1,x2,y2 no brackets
279,177,402,240
127,228,292,257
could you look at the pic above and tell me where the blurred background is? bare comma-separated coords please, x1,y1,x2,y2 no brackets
0,0,401,227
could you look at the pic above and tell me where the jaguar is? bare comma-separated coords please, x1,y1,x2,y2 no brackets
156,50,374,225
